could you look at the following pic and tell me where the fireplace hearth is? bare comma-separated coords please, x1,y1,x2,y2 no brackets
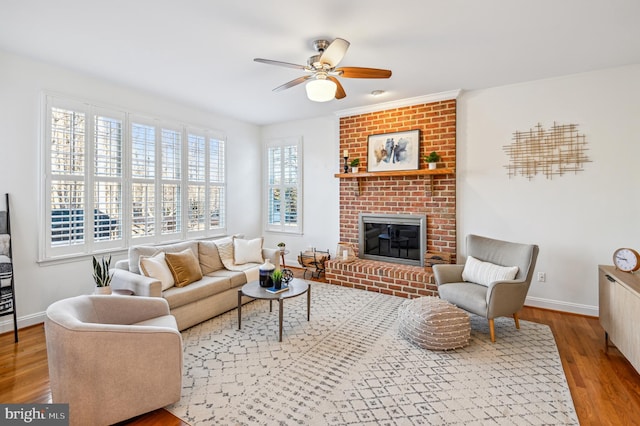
359,213,426,267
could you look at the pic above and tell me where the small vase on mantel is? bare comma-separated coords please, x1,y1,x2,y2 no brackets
424,151,440,170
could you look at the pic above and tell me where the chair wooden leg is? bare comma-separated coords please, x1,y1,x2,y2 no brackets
488,318,496,343
513,313,520,329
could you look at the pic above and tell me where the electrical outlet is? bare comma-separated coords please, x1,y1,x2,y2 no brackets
537,272,546,282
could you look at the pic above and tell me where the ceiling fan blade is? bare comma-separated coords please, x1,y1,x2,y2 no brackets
273,75,311,92
336,67,392,79
328,77,346,99
319,38,350,68
254,58,307,70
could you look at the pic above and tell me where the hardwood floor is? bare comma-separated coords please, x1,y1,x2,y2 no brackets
518,306,640,426
1,270,639,425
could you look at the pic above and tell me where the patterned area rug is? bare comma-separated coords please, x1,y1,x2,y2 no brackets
166,282,578,425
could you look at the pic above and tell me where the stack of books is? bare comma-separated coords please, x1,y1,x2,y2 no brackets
265,285,289,294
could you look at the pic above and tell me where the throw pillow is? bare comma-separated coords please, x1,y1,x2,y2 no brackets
165,249,203,288
198,240,225,274
213,236,234,269
129,241,195,275
139,252,175,291
233,236,264,265
461,255,519,287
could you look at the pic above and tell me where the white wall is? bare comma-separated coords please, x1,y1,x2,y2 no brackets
0,50,261,331
260,117,341,266
457,64,640,315
260,64,640,316
3,47,635,331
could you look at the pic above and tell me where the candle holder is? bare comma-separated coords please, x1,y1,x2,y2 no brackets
344,156,349,173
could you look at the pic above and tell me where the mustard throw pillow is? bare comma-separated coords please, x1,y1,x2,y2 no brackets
165,249,203,288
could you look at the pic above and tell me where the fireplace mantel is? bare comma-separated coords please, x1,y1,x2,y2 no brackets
334,168,454,179
335,168,455,195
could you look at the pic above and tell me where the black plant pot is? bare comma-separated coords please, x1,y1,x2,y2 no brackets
273,279,282,290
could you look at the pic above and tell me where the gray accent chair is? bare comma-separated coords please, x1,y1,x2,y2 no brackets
433,234,539,342
45,295,183,426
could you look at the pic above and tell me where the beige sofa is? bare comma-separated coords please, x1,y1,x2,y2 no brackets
111,236,280,330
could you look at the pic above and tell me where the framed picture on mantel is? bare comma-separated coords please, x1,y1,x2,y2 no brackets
367,129,420,172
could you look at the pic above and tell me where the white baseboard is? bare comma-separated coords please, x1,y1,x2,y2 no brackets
525,296,598,317
0,311,45,335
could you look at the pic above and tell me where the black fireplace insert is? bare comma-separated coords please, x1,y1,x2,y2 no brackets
358,213,426,266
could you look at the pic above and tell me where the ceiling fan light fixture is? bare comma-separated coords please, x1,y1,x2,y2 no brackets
255,37,392,101
305,78,337,102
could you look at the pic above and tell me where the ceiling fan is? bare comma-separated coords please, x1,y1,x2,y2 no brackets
254,38,392,102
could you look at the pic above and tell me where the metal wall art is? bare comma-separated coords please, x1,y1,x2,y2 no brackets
503,122,590,180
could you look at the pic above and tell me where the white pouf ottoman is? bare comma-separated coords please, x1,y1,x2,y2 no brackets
398,296,470,350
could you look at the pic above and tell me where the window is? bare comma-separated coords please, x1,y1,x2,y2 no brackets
93,111,123,246
265,137,302,233
47,102,125,256
131,121,156,239
186,130,226,237
160,128,182,236
41,95,226,260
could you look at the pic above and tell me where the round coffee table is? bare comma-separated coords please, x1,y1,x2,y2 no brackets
237,278,310,342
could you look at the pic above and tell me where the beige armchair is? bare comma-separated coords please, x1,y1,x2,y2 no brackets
433,234,539,342
45,295,183,426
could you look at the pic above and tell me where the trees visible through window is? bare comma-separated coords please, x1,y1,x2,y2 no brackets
266,138,302,233
42,95,226,260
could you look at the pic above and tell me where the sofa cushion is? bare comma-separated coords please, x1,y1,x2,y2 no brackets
461,255,518,287
165,249,203,288
139,252,175,291
233,236,263,265
162,275,231,310
206,269,250,288
438,281,489,317
128,241,198,275
198,240,225,274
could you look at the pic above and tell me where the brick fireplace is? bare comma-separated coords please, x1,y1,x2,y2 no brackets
326,98,457,299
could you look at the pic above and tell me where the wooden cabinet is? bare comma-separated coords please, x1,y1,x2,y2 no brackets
598,265,640,373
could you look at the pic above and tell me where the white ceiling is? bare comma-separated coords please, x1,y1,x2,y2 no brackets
1,0,639,125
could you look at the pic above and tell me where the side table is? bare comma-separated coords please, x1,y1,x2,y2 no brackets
279,249,290,268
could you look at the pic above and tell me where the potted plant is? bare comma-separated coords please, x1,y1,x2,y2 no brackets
424,151,440,170
277,242,286,252
92,255,112,295
271,269,283,290
350,158,360,173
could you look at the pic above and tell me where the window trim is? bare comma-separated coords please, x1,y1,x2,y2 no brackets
39,93,227,262
264,137,303,235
